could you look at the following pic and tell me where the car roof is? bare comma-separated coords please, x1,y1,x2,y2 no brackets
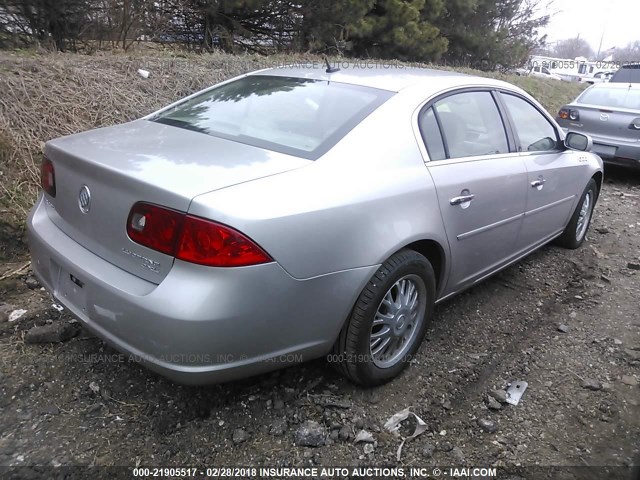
587,82,640,90
252,64,513,93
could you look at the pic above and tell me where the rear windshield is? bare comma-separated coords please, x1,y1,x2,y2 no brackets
152,75,393,160
577,86,640,110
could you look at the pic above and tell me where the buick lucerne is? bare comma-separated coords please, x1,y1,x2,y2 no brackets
28,66,603,386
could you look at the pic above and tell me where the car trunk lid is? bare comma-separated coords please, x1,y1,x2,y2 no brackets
43,120,309,283
573,104,640,142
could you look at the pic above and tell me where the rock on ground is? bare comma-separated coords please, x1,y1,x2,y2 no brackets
232,428,250,444
24,322,79,343
294,421,326,447
477,418,498,433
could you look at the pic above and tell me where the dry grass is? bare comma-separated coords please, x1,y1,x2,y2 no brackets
0,50,585,227
0,50,271,223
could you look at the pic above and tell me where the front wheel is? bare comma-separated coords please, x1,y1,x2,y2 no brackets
555,178,598,249
331,249,436,386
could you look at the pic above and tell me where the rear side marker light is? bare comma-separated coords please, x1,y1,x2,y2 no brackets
40,156,56,197
126,202,272,267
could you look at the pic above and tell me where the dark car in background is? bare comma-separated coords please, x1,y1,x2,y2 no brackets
610,64,640,84
556,83,640,169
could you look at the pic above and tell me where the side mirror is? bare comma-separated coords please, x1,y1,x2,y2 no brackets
565,132,593,152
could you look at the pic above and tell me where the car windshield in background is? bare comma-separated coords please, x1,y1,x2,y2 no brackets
152,75,393,160
577,86,640,110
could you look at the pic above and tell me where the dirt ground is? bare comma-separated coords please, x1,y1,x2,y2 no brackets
0,166,639,478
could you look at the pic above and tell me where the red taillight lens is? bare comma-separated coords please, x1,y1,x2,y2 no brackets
176,216,272,267
558,108,579,121
40,156,56,197
126,202,184,256
126,203,272,267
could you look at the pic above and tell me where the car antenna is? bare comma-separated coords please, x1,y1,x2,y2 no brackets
324,57,340,74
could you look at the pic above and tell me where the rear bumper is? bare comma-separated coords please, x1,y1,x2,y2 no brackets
560,127,640,167
27,194,375,384
600,156,640,169
591,138,640,163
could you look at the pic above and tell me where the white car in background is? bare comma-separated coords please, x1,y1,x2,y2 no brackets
516,65,562,81
580,72,614,85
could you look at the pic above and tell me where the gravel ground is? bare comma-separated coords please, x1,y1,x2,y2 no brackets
0,166,639,478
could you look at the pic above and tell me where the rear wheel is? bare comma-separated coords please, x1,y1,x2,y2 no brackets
555,178,598,249
331,249,436,386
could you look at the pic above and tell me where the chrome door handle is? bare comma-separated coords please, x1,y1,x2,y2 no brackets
450,194,475,205
531,179,546,188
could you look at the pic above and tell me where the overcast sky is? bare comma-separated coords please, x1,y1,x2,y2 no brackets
539,0,640,54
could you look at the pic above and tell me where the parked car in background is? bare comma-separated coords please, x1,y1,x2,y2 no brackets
610,64,640,83
580,71,614,85
556,83,640,169
516,65,562,81
28,66,603,386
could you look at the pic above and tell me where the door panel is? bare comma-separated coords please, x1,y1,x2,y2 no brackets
519,152,581,250
497,92,582,250
427,157,527,290
419,90,527,293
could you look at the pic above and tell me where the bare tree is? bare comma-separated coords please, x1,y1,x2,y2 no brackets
613,41,640,63
552,36,594,60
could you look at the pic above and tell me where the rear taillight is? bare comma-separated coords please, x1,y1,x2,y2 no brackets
558,108,580,121
40,156,56,197
630,118,640,130
126,202,184,256
126,202,272,267
176,216,272,267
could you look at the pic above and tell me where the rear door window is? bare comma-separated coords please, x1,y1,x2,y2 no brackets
430,91,509,159
419,107,446,161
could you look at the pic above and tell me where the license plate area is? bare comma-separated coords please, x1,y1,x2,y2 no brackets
593,143,617,158
56,268,88,313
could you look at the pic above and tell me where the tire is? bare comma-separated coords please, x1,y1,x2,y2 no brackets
331,249,436,386
555,178,598,249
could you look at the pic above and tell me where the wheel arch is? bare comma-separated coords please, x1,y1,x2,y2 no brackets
332,237,448,345
402,239,447,297
591,171,603,197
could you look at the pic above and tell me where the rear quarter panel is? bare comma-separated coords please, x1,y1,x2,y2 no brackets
188,91,449,281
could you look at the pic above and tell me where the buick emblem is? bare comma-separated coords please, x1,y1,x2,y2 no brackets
599,113,609,122
78,185,91,214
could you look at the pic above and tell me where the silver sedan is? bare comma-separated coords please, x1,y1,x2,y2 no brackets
556,82,640,169
28,65,603,386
